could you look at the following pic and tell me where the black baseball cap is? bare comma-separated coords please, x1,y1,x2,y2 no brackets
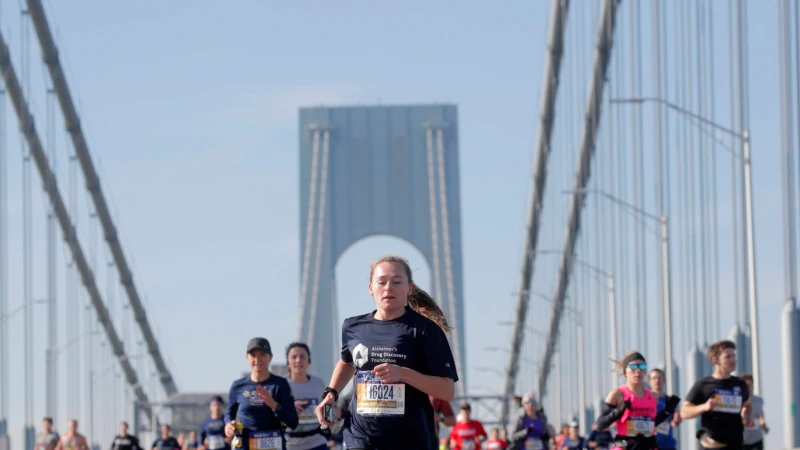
247,337,272,354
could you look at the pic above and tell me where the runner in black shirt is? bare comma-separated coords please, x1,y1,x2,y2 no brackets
110,422,141,450
315,255,459,450
682,340,752,449
151,425,181,450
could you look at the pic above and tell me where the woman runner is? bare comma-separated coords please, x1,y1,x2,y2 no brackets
315,255,459,450
509,394,551,450
224,337,298,450
595,351,680,450
284,343,329,450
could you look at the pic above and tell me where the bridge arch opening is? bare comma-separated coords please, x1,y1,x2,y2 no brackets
333,235,432,336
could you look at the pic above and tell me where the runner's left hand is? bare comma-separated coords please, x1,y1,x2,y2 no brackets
256,385,278,409
371,363,405,383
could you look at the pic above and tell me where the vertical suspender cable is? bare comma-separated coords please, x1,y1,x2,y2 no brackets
696,0,710,345
435,127,464,393
727,0,741,328
425,126,443,308
46,83,57,423
21,4,35,433
298,128,320,335
708,0,721,340
0,44,6,434
307,129,330,347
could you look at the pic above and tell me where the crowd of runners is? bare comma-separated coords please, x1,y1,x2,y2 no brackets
32,256,771,450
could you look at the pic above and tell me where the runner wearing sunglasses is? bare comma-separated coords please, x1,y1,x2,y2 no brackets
595,351,680,450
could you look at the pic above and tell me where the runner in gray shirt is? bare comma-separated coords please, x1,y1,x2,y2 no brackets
284,343,329,450
741,374,769,450
36,417,60,450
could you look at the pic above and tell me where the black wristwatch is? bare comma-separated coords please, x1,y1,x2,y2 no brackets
322,387,339,402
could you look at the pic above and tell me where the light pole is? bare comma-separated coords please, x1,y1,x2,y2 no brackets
564,188,676,397
611,96,761,394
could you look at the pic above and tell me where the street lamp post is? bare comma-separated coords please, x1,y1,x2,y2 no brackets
611,96,761,394
564,188,676,396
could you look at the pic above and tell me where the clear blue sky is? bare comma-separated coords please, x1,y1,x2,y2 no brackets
0,1,791,449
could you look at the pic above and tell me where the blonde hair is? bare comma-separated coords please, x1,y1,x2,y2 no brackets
409,286,450,333
369,255,450,333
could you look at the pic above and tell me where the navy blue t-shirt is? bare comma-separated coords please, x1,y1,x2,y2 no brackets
198,416,228,450
150,438,180,450
340,307,459,450
224,374,299,450
587,429,613,450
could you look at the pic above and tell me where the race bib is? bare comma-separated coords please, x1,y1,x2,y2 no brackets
248,431,281,450
355,371,405,416
525,438,544,450
298,398,320,425
655,421,670,436
626,416,654,437
713,389,743,414
461,441,476,450
207,436,225,450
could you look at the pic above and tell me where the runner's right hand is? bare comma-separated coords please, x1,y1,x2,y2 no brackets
703,398,719,412
224,421,236,438
315,393,339,427
295,400,309,415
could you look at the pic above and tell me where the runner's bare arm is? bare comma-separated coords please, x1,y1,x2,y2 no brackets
327,360,356,395
604,387,623,407
680,399,715,420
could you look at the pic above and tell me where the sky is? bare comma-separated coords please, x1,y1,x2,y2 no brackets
0,1,795,449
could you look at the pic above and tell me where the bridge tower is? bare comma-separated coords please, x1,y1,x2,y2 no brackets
297,105,467,394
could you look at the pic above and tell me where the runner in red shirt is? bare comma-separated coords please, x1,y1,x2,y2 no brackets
449,403,488,450
484,428,507,450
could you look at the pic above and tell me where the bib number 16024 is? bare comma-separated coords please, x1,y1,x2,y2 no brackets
369,384,395,400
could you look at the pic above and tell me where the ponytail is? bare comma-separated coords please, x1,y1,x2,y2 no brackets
408,286,451,333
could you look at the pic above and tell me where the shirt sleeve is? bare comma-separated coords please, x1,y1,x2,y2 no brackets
742,379,751,403
274,379,299,429
477,422,487,439
198,421,207,448
421,322,459,381
685,379,707,405
513,416,524,433
340,320,352,363
225,383,237,423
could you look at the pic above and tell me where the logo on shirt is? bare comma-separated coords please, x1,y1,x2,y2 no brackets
353,343,369,368
243,390,250,398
